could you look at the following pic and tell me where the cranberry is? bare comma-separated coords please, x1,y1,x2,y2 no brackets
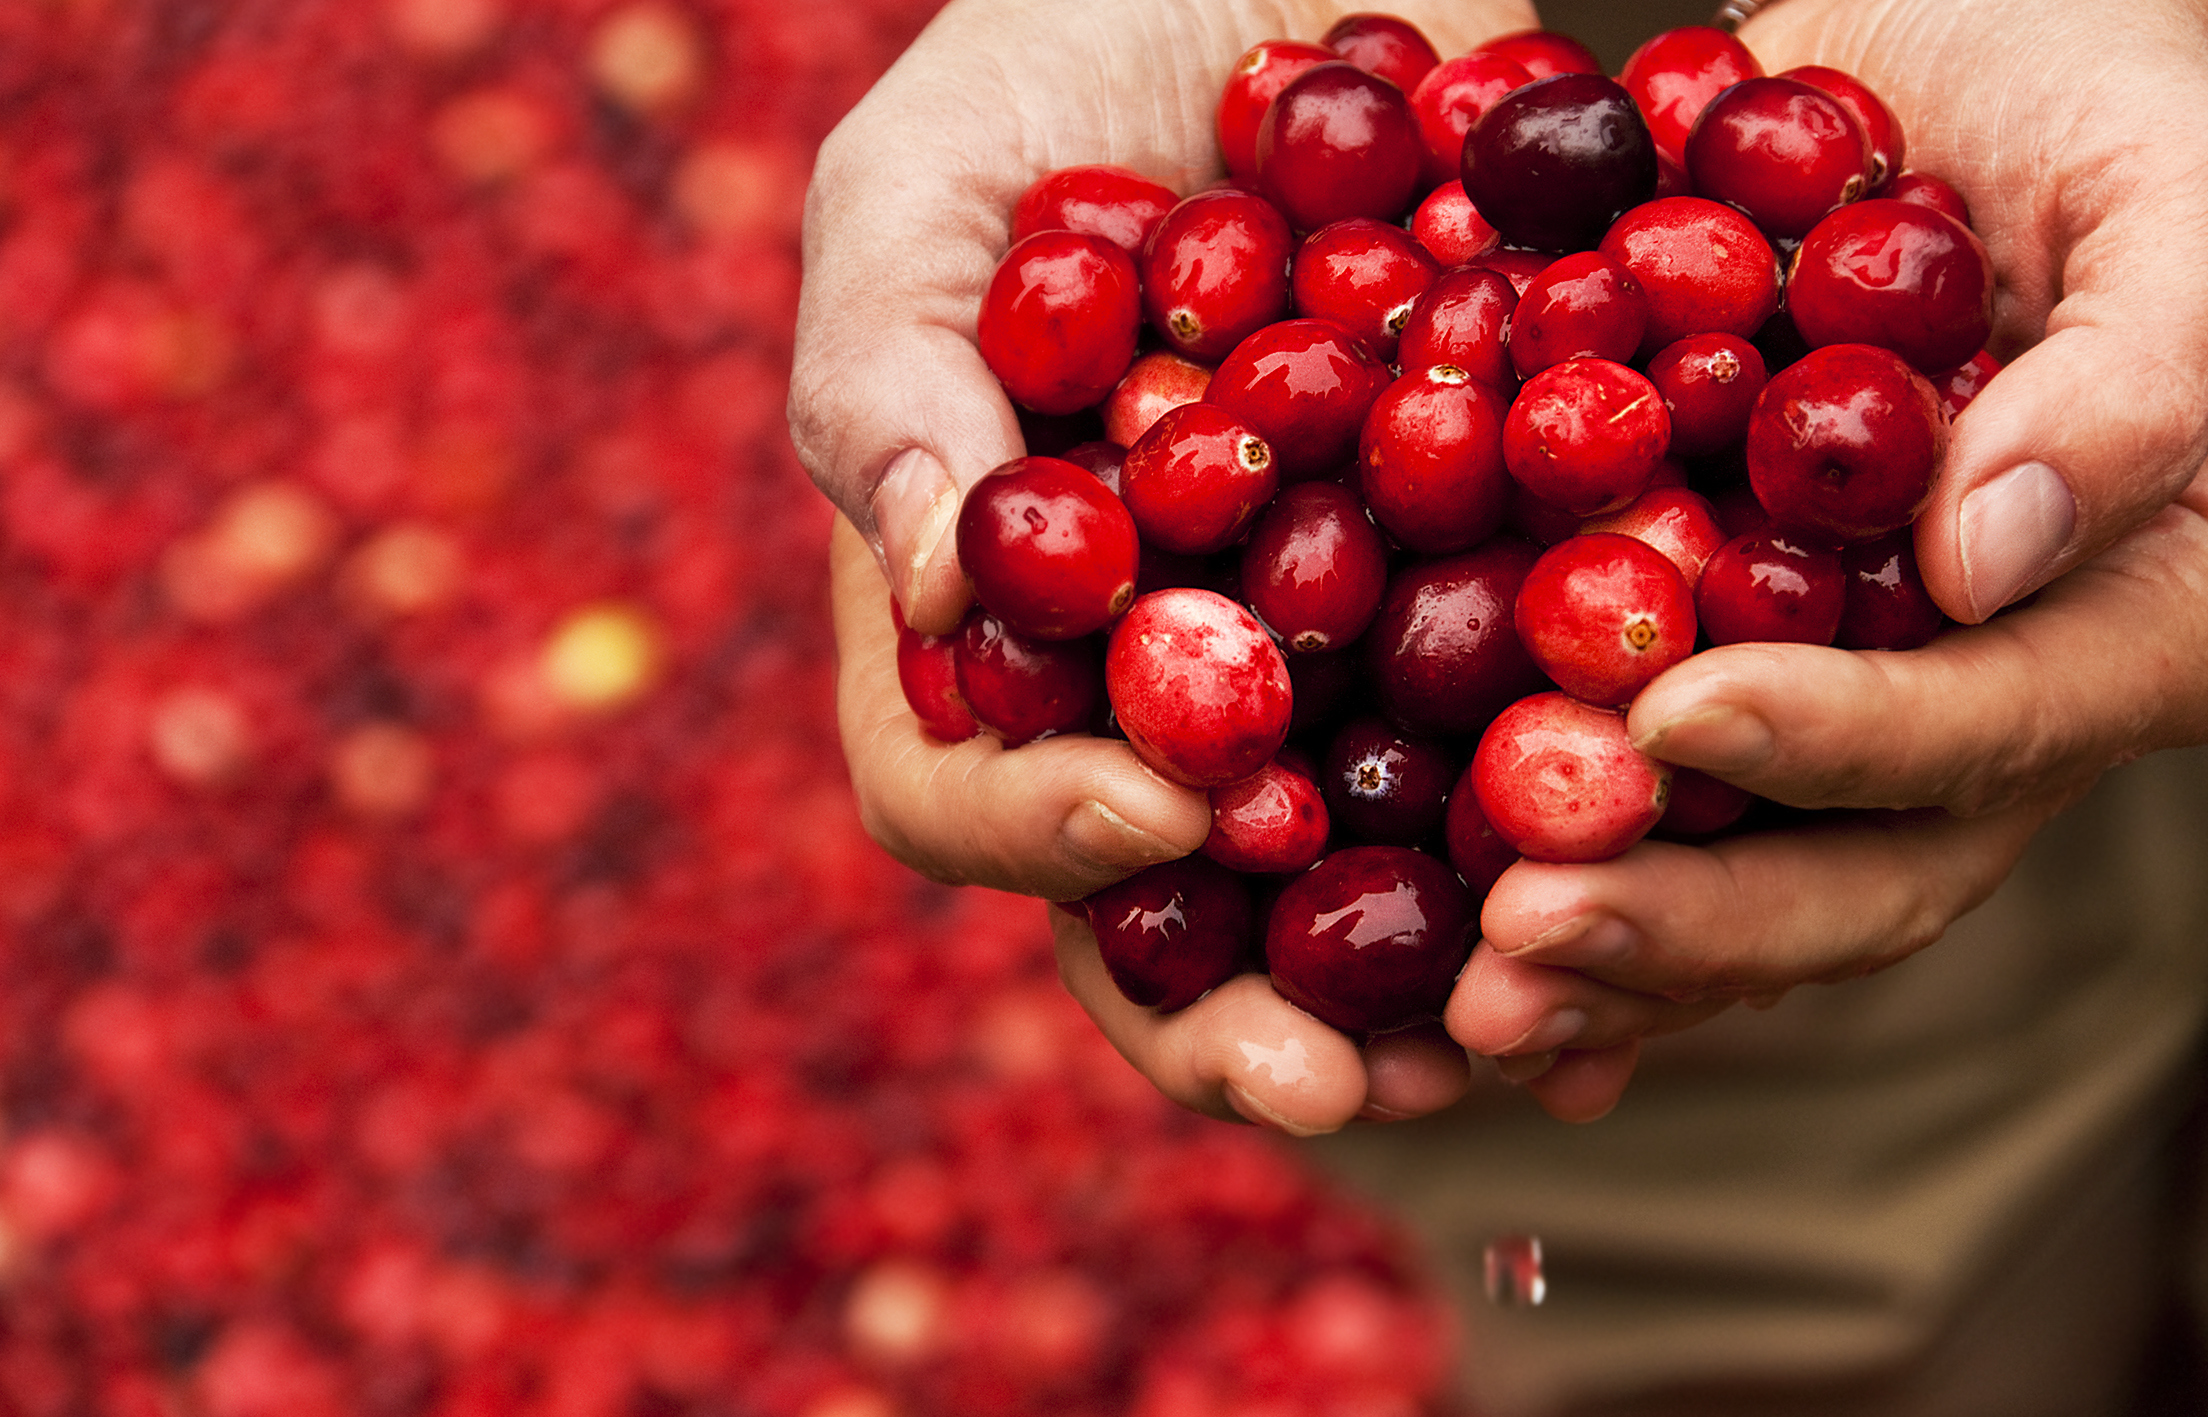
1395,265,1518,388
1514,532,1696,707
956,610,1103,745
1746,342,1947,542
1240,481,1389,653
1102,350,1211,449
1120,403,1277,556
1256,63,1423,232
1407,180,1502,266
1782,66,1904,192
1645,332,1766,457
956,456,1140,640
1106,588,1292,787
977,229,1141,415
1442,777,1518,895
1140,189,1295,362
1598,196,1781,355
1322,716,1453,847
1788,199,1994,374
1287,645,1368,737
1203,758,1330,874
1060,438,1128,495
1837,529,1945,650
896,618,980,742
1290,219,1437,363
1264,846,1475,1035
1508,250,1648,377
1685,77,1870,240
1504,479,1586,547
1696,532,1845,645
1582,485,1727,590
1618,25,1763,171
1205,318,1389,482
1887,171,1972,228
1366,540,1546,736
1217,39,1337,183
1358,364,1512,555
1468,245,1560,297
1502,357,1670,516
1085,856,1252,1011
1935,349,2001,419
1322,13,1440,94
1473,30,1602,82
1407,52,1534,189
1473,691,1671,862
1011,164,1178,255
1463,74,1658,252
1657,768,1754,837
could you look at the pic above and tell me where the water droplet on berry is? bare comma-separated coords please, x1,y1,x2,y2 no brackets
1483,1233,1546,1307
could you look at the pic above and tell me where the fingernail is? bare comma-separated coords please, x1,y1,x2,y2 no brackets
1059,800,1188,876
871,447,959,617
1494,1051,1558,1084
1506,913,1639,968
1632,704,1773,775
1959,461,2074,622
1224,1083,1332,1138
1501,1007,1588,1056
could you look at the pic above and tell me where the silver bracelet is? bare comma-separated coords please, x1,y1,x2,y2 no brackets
1711,0,1772,31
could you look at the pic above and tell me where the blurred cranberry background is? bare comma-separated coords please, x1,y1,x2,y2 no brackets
0,2,1471,1413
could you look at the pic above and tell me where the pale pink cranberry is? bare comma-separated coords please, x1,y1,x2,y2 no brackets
1102,349,1211,449
1472,691,1671,862
1106,588,1292,787
1513,532,1696,707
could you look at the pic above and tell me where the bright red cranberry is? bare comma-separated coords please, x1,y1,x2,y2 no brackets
1323,13,1440,93
1265,845,1475,1034
1205,318,1390,482
976,230,1141,415
1218,39,1337,183
1696,532,1845,645
1120,403,1277,556
1467,248,1558,299
1395,265,1517,387
1582,485,1727,590
1599,196,1781,354
1010,164,1178,255
1464,74,1658,252
1645,331,1766,456
1291,218,1438,363
1203,758,1330,874
1686,77,1870,240
1619,25,1763,171
1935,349,2001,418
1503,357,1670,516
1837,529,1944,650
1240,481,1389,653
1514,532,1696,707
1257,62,1424,231
1508,250,1647,377
1106,588,1292,786
1102,350,1211,451
1408,180,1503,266
1085,857,1251,1011
956,456,1140,640
1473,691,1671,862
1367,540,1546,736
1746,342,1947,541
1473,30,1601,81
1887,171,1972,228
896,617,980,742
1781,66,1904,192
956,610,1103,745
1788,199,1994,373
1442,777,1518,895
1408,52,1533,188
1359,364,1512,555
1657,768,1754,837
1140,189,1295,362
1323,716,1454,847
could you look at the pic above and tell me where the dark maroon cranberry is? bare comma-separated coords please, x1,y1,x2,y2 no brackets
1599,197,1781,355
1656,768,1754,837
1286,645,1367,737
1788,199,1994,374
956,456,1140,640
977,230,1142,414
1085,857,1251,1011
1646,332,1767,457
1358,365,1512,555
1503,479,1583,547
1140,189,1296,361
1240,481,1389,653
1265,845,1475,1034
1685,77,1870,240
1367,540,1547,736
1618,25,1763,171
1935,349,2001,419
1463,73,1658,252
1508,250,1648,377
896,617,980,742
1203,758,1330,874
1408,52,1534,188
1256,62,1424,231
1395,265,1518,387
1011,164,1178,256
1513,532,1697,708
1408,180,1503,266
1323,716,1453,846
1473,30,1601,82
1322,12,1440,93
1837,530,1944,650
1695,532,1844,645
1120,403,1277,556
1782,65,1904,192
1887,171,1972,228
1442,774,1518,895
1746,343,1947,542
1502,357,1671,516
1290,219,1438,363
956,611,1102,744
1205,318,1390,482
1059,439,1128,496
1217,39,1336,183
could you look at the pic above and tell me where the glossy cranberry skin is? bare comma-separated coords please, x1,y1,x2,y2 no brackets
1121,403,1277,556
1205,318,1390,482
1323,716,1452,847
957,456,1140,640
1011,164,1178,255
1203,758,1330,874
1359,365,1512,555
1508,250,1647,377
1515,532,1696,707
1257,62,1424,232
1442,778,1518,895
1323,12,1440,94
1140,189,1295,362
1408,52,1534,188
1060,439,1127,496
1583,485,1727,590
1240,481,1389,653
1217,39,1335,184
1395,265,1518,388
1472,692,1671,862
1474,30,1601,82
1837,529,1944,650
1888,171,1972,228
1291,219,1438,363
1657,768,1754,837
1619,25,1763,171
1686,77,1870,240
1935,349,2001,419
1085,857,1251,1011
1469,246,1559,297
1367,540,1547,736
1696,532,1845,645
1102,350,1211,450
1464,74,1658,252
1788,199,1994,374
977,230,1141,415
1646,332,1767,457
1599,197,1781,355
1407,181,1500,267
1503,357,1671,516
1106,588,1292,787
896,619,980,742
1264,846,1475,1035
1782,66,1904,192
1746,343,1947,542
956,611,1102,745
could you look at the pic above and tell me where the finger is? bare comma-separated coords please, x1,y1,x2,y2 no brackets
1479,802,2053,999
1052,906,1369,1135
1444,943,1727,1058
832,516,1210,899
1358,1023,1472,1121
1522,1040,1641,1124
1628,493,2208,814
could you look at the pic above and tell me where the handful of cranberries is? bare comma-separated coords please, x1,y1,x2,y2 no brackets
901,16,1999,1039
